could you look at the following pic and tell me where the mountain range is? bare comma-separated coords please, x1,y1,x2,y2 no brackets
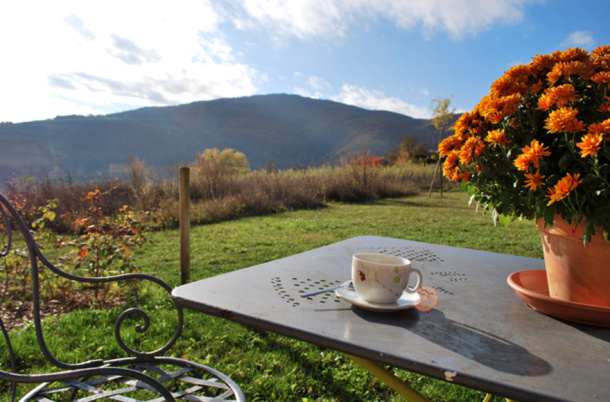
0,94,455,181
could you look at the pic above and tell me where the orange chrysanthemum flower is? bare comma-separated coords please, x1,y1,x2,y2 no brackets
532,51,561,71
537,85,578,110
474,139,485,156
485,129,510,146
479,95,503,124
449,167,469,182
514,139,551,171
480,93,523,123
592,45,610,70
459,137,480,165
525,139,551,168
592,45,610,57
577,133,603,157
592,57,610,71
439,134,464,158
536,93,555,111
457,169,470,183
438,139,453,158
547,61,594,85
546,173,583,206
524,170,546,191
529,80,544,94
507,64,532,80
591,71,610,85
544,107,586,133
498,93,521,116
443,150,460,179
514,153,533,171
564,60,594,78
504,64,532,95
549,84,579,108
546,63,564,86
446,150,459,166
452,110,475,137
587,119,610,137
490,75,515,98
560,48,589,62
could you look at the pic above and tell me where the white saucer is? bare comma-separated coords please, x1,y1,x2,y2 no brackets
335,281,421,312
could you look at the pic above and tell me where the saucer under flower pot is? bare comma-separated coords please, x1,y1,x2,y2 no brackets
507,270,610,327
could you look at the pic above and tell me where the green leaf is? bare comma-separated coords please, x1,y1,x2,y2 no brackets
498,213,513,227
44,211,56,221
558,154,572,172
544,205,556,225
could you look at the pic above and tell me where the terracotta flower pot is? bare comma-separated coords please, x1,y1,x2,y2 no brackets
537,216,610,307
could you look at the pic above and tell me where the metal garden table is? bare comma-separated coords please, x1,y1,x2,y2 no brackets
172,236,610,401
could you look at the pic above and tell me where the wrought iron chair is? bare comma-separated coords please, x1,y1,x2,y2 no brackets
0,192,245,401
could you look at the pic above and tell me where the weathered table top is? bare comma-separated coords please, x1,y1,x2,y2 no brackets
172,236,609,401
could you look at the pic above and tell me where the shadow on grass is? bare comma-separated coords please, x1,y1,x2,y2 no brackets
243,328,386,401
362,194,467,209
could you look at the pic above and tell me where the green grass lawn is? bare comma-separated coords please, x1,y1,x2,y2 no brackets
3,191,542,401
142,191,541,285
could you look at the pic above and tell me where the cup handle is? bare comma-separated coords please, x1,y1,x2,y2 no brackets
404,268,422,294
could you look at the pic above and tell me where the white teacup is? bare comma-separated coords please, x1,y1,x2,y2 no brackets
352,253,422,304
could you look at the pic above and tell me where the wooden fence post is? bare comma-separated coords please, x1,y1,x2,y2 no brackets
179,167,191,285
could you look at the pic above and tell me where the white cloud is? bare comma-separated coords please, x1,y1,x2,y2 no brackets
560,30,595,49
227,0,534,41
0,0,536,123
231,0,352,40
381,0,530,40
0,0,260,122
307,76,332,90
331,84,430,118
294,87,325,100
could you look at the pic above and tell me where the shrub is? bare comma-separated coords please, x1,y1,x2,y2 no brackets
190,148,250,200
2,155,441,232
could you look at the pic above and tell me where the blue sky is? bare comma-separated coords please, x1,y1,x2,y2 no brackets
1,0,609,123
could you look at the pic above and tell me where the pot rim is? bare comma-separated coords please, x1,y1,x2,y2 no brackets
536,215,607,242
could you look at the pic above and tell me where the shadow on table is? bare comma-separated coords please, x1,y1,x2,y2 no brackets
568,321,610,342
353,308,551,376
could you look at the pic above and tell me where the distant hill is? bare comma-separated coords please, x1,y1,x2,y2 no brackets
0,94,457,181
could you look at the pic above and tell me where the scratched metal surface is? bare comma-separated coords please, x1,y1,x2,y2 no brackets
173,236,610,402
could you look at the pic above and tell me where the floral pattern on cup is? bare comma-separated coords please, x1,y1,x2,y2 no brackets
352,253,422,304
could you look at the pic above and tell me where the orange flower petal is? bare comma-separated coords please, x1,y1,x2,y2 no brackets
544,107,585,133
577,133,603,157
